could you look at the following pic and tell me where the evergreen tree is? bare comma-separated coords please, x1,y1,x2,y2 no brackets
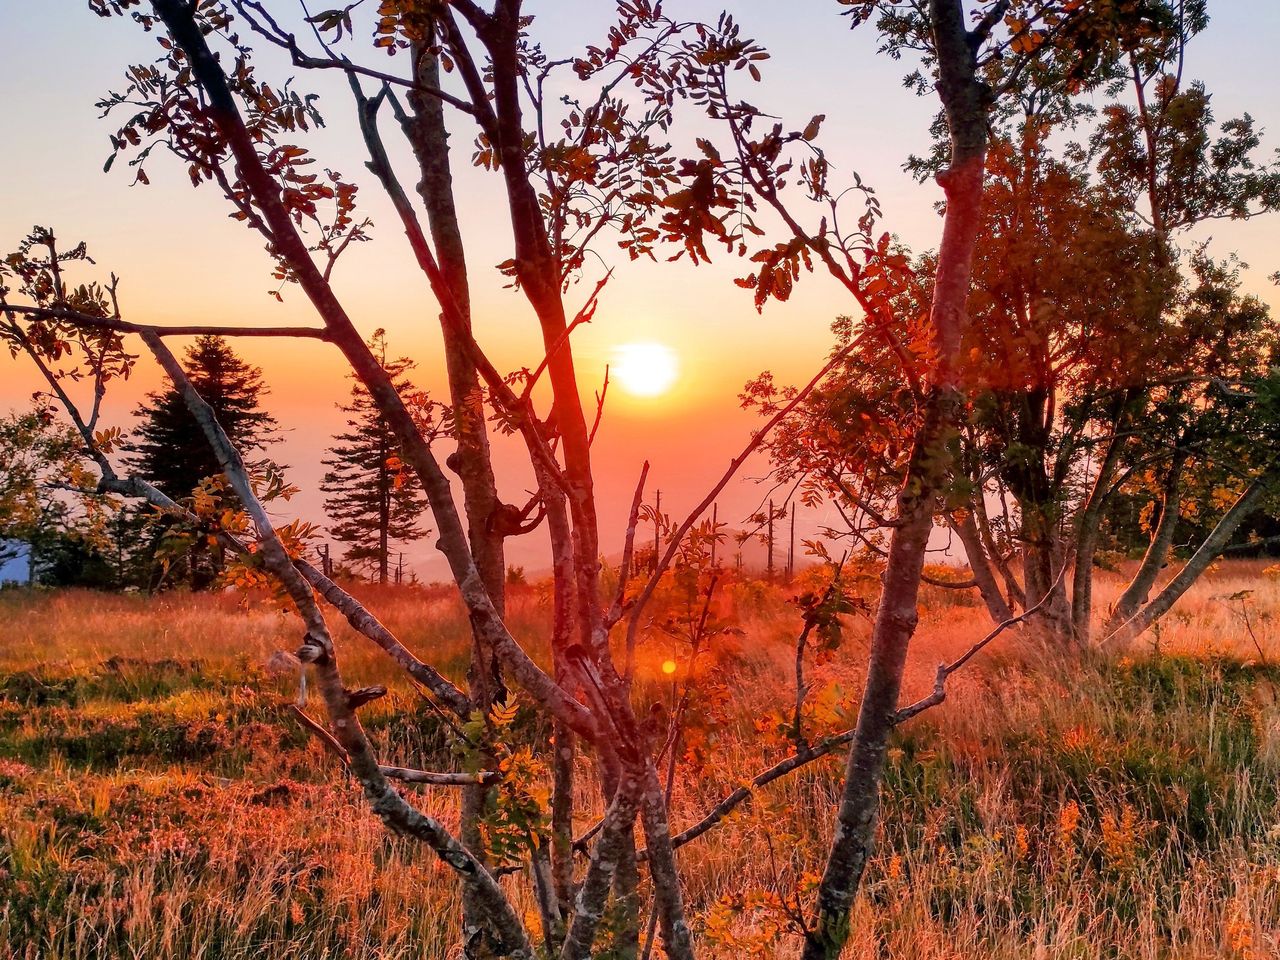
127,335,278,496
125,336,278,588
321,330,430,583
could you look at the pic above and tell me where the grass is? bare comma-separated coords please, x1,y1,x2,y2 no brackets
1,562,1278,958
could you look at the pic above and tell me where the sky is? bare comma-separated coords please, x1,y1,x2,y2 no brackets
2,2,1278,579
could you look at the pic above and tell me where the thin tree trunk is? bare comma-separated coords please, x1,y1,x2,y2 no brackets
561,776,639,960
1021,509,1074,643
950,508,1014,623
1107,450,1186,631
1107,475,1271,645
378,455,390,586
1070,406,1129,640
640,763,694,958
403,49,507,953
611,824,641,960
405,42,506,619
973,484,1025,609
803,3,989,955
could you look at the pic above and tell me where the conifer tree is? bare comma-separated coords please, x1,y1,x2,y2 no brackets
126,335,278,588
128,335,278,495
321,329,430,584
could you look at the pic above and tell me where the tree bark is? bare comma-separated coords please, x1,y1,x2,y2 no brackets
1069,405,1130,640
950,508,1014,623
403,44,510,953
802,3,990,955
404,43,507,620
1107,449,1186,631
1020,507,1074,643
973,484,1025,609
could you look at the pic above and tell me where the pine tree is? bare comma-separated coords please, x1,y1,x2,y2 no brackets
321,330,430,584
127,335,278,495
126,336,279,588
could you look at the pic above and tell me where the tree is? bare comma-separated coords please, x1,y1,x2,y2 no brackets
749,1,1278,653
127,334,278,497
124,334,280,588
667,2,1174,953
321,329,431,584
47,0,718,952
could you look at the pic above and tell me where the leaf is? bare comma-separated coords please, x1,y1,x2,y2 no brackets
489,697,519,728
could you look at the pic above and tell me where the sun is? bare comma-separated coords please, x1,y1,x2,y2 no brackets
612,342,678,398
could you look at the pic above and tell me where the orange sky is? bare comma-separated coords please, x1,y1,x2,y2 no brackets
2,3,1278,578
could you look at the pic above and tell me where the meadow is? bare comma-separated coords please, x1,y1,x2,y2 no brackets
1,561,1278,959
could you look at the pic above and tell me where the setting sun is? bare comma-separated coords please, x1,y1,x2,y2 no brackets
612,342,678,397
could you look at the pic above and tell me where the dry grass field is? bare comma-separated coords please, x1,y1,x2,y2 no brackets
2,561,1279,959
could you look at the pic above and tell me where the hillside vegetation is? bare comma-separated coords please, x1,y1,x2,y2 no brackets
2,563,1279,958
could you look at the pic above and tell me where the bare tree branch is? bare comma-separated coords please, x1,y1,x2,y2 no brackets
892,565,1068,725
4,304,331,340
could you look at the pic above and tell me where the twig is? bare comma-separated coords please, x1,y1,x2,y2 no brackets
610,462,650,635
3,304,331,340
521,271,611,401
892,566,1067,725
289,704,499,785
588,365,610,446
626,330,873,660
639,730,857,857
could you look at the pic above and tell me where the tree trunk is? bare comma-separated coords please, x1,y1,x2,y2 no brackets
1106,450,1186,632
1106,475,1271,645
405,45,509,954
404,43,506,620
1020,507,1074,643
378,453,390,586
1069,406,1129,640
973,485,1025,609
951,508,1014,623
803,3,989,955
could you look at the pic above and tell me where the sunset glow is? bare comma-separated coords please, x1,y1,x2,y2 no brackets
3,5,1280,956
612,342,678,398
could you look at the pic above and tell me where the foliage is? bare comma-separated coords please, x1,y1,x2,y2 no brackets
745,5,1280,643
5,1,1277,956
0,404,118,583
